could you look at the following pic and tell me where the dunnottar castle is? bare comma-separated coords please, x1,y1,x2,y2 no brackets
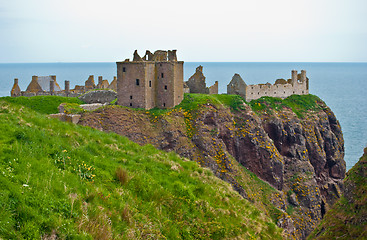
10,50,309,108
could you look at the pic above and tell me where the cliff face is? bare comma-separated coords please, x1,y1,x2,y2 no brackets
78,94,345,239
309,148,367,239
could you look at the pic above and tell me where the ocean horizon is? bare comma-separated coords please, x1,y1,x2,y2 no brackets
1,62,366,171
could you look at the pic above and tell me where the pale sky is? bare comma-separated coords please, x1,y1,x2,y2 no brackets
1,0,366,62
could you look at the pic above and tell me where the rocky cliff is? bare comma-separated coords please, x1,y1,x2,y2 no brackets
309,147,367,239
77,94,345,239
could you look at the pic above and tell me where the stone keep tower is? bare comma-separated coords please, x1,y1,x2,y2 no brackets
116,50,184,109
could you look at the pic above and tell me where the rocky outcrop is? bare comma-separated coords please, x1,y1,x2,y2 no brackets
309,148,367,239
78,90,116,104
78,95,345,239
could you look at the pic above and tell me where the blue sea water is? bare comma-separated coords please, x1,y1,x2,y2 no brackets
0,62,366,170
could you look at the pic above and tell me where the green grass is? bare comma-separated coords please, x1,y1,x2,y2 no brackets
1,96,84,114
0,100,283,239
249,94,324,118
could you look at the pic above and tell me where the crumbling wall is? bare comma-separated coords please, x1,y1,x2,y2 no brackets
185,66,209,94
10,78,21,97
227,74,247,100
208,81,218,94
228,70,309,102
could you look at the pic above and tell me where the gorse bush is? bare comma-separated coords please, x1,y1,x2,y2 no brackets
0,99,283,239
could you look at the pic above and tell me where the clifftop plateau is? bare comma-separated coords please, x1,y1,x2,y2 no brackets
77,93,346,239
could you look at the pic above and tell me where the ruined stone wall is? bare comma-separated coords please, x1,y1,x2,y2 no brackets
173,62,184,106
186,66,208,94
227,74,247,100
208,81,218,95
245,80,308,101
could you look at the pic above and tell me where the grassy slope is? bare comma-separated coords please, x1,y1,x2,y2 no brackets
1,96,84,114
0,99,283,239
308,148,367,239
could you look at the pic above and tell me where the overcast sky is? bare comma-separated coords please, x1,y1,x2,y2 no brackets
1,0,366,62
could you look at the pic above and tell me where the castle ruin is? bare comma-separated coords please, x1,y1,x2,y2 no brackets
116,50,184,109
10,75,117,97
185,66,218,95
227,70,309,101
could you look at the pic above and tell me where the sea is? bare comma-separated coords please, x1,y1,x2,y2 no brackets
0,62,366,170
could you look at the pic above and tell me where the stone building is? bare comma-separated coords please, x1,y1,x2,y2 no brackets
185,65,218,94
11,75,116,97
227,70,309,101
116,50,184,109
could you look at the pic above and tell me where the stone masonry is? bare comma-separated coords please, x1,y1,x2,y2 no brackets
11,75,117,97
116,50,184,109
185,65,218,94
227,70,309,101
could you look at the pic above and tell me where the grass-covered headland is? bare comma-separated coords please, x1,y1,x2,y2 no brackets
0,97,283,239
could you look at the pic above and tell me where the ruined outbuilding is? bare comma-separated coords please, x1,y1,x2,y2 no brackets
227,70,309,101
116,50,184,109
11,75,117,97
185,66,218,94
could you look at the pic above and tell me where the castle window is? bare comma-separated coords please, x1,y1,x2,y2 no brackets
123,67,126,72
149,81,152,87
161,73,164,78
136,79,140,86
293,91,295,94
130,103,132,107
265,92,267,94
258,92,260,95
252,87,253,89
130,95,132,99
274,92,276,94
163,103,166,107
284,91,286,93
164,85,167,90
302,91,304,94
160,63,162,67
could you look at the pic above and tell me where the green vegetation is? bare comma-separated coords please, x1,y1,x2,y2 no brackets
0,99,283,239
249,94,324,118
1,96,84,114
147,93,246,117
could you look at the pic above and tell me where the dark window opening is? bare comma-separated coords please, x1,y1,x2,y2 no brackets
123,67,126,72
149,81,152,87
136,79,140,86
293,91,295,94
130,103,132,107
258,92,260,95
164,85,167,90
160,63,162,66
130,95,132,99
302,91,304,94
274,92,276,94
163,103,166,107
161,73,164,78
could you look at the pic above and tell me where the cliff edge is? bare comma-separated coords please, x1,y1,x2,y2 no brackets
78,94,346,239
309,147,367,239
